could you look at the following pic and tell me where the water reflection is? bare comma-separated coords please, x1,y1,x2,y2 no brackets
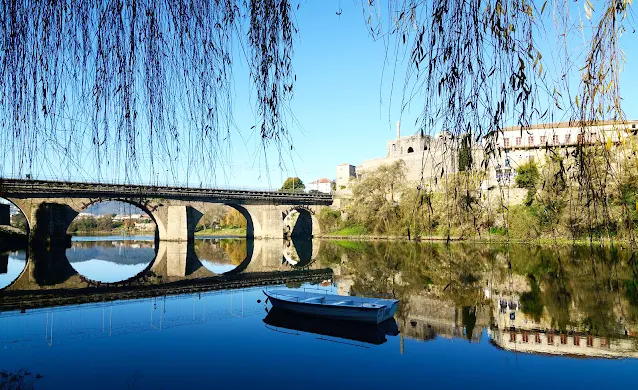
316,241,638,358
195,238,248,274
66,237,156,283
264,308,399,345
0,250,26,289
3,236,638,362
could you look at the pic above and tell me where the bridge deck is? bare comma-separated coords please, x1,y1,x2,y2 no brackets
0,178,333,204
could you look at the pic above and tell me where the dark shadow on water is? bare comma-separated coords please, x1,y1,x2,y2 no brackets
31,245,77,286
263,307,399,346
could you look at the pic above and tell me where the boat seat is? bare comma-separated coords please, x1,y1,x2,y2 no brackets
300,297,324,303
332,300,355,306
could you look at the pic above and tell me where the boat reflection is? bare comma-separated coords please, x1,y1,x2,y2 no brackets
263,308,399,346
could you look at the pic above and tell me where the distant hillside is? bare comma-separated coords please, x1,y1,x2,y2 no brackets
2,197,149,217
84,201,150,216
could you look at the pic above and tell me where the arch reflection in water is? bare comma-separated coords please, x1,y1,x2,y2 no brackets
0,250,27,289
263,308,399,346
195,238,249,274
65,237,156,283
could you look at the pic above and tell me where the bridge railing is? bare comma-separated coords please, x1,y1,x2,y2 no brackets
0,176,334,199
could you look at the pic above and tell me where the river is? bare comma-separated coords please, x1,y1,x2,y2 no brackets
0,236,637,388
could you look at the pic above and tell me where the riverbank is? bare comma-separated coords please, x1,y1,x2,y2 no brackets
314,232,635,247
195,227,246,237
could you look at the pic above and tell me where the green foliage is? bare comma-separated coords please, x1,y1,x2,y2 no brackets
68,216,98,233
515,161,540,189
516,161,540,205
458,134,472,172
281,177,305,191
10,213,27,232
317,208,342,233
520,275,544,322
348,161,406,234
332,224,368,236
489,226,507,235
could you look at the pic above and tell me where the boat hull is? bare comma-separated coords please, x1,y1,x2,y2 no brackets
265,291,398,324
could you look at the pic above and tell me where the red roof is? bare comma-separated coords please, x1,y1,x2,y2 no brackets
311,178,332,184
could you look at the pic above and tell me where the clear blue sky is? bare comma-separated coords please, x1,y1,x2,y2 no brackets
221,1,638,189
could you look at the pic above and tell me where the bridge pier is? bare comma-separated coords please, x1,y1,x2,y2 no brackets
29,202,77,245
243,205,284,239
154,205,202,242
0,203,9,225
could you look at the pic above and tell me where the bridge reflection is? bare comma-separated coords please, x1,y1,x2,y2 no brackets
0,289,268,350
0,238,330,312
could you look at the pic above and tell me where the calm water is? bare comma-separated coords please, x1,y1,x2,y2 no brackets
1,237,637,389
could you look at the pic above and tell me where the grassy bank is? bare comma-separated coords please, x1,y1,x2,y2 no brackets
195,227,246,237
316,221,635,246
70,229,155,236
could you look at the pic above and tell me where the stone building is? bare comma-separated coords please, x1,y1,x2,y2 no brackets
487,120,638,186
335,121,459,194
336,119,638,198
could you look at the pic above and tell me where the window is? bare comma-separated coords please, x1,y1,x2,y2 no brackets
528,136,534,146
515,137,522,146
553,135,559,144
407,147,414,153
573,335,580,346
505,158,510,167
510,331,516,342
577,134,583,143
504,138,510,148
392,144,396,152
535,333,541,343
540,136,547,144
522,332,529,343
547,333,554,344
565,134,570,144
587,335,594,347
560,334,567,344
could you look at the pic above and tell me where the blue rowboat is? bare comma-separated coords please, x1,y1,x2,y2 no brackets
263,289,399,324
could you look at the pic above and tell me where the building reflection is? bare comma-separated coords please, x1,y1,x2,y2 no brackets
489,291,638,358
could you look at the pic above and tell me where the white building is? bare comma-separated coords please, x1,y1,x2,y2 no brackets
338,120,638,190
307,178,333,194
487,120,638,185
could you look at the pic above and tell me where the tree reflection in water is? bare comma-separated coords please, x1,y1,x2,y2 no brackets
312,240,638,353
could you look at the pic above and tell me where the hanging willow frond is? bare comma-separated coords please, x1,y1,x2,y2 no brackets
0,0,296,183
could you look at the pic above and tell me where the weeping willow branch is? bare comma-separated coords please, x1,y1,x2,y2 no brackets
362,0,633,242
0,0,297,183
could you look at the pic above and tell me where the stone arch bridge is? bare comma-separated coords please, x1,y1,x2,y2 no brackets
0,179,332,243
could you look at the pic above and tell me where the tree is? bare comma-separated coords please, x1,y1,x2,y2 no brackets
10,213,28,232
515,161,540,205
458,134,472,172
281,177,305,191
348,161,406,234
515,161,540,190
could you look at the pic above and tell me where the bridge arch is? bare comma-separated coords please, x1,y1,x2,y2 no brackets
195,238,255,275
1,197,31,235
283,206,320,238
225,204,258,238
190,203,255,239
70,198,161,238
